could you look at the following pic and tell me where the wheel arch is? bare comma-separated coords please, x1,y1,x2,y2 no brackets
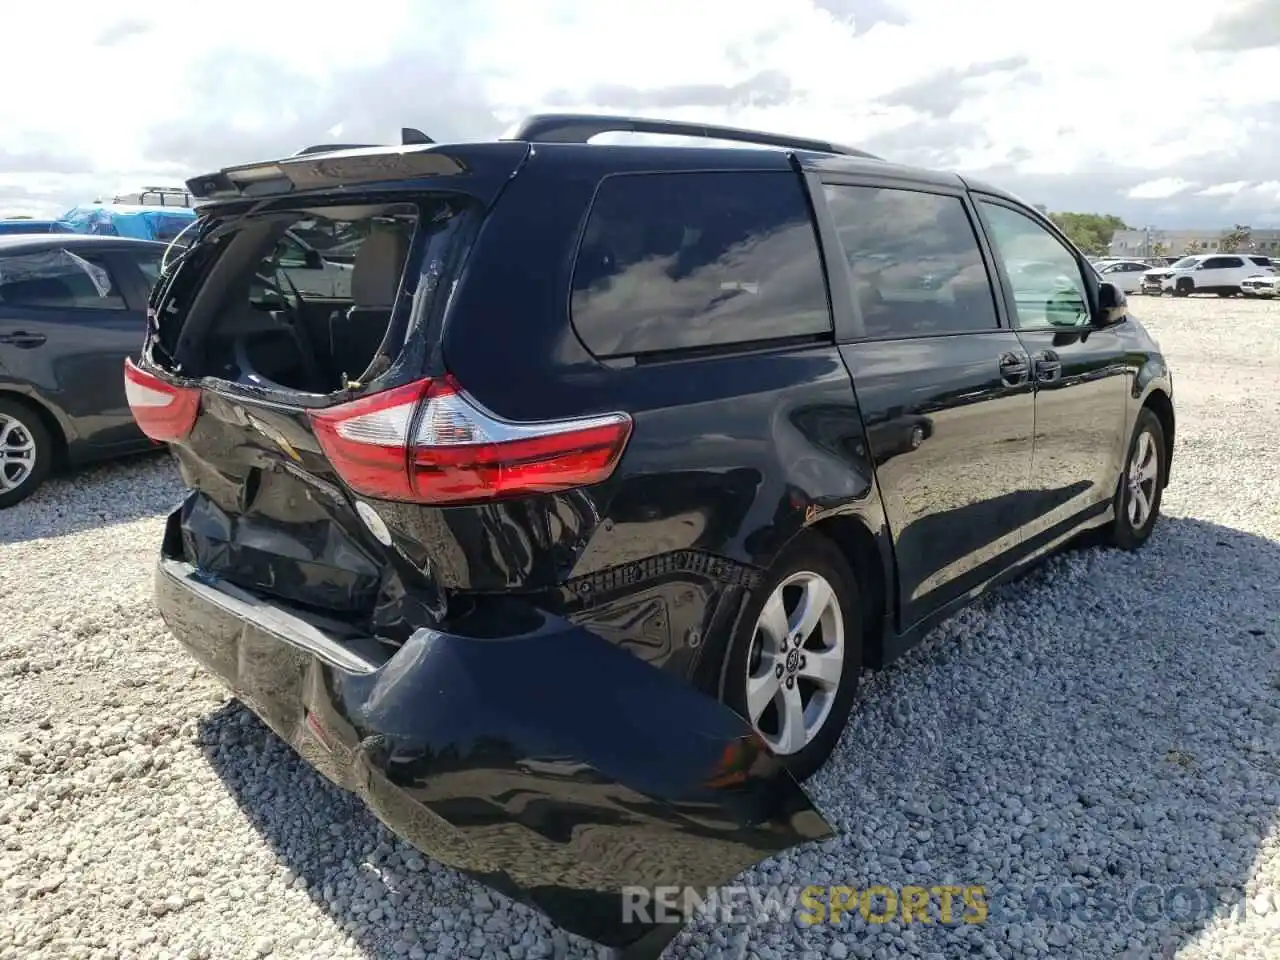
799,513,891,670
0,388,70,469
696,510,894,700
1140,387,1174,487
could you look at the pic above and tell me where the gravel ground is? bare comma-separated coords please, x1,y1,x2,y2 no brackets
2,294,1279,960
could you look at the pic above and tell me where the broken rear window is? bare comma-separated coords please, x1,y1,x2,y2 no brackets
150,195,473,393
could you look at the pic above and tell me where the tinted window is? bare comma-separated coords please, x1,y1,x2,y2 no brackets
1248,256,1272,266
151,215,196,243
822,185,998,339
0,249,127,310
570,171,831,357
978,202,1090,330
1203,256,1243,268
277,234,312,268
119,248,164,289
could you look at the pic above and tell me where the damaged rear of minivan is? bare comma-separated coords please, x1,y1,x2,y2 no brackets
130,141,832,958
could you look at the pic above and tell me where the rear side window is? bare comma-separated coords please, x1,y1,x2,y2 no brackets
570,171,831,358
823,185,999,339
119,247,164,288
0,249,127,310
1248,256,1272,266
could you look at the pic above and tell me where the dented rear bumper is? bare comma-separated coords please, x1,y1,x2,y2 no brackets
154,520,833,957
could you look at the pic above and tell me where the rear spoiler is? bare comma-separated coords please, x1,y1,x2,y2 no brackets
185,139,529,204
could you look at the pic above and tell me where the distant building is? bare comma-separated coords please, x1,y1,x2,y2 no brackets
1110,228,1280,257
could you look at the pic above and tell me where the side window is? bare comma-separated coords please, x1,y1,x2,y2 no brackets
569,171,831,358
822,185,998,339
1248,256,1272,267
121,249,164,289
0,249,127,310
977,202,1090,330
275,234,311,269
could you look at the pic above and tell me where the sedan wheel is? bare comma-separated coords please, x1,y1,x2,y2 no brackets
1125,430,1160,531
0,400,53,508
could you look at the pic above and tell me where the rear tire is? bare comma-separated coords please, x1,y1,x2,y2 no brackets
0,397,53,509
1107,408,1166,551
717,533,863,783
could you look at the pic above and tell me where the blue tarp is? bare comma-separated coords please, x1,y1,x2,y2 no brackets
58,203,197,243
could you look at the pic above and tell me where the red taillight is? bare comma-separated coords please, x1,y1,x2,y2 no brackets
309,376,633,504
123,358,201,443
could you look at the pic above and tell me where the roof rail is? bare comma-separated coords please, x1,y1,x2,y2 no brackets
293,142,379,156
294,126,436,157
501,113,881,160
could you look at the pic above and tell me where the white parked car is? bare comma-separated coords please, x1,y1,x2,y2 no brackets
273,231,354,299
1139,254,1275,297
162,223,355,299
1093,259,1152,293
1241,271,1280,298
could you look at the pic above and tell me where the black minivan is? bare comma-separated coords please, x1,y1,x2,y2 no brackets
129,115,1174,958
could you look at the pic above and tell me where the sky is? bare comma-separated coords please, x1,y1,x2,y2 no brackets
2,0,1277,228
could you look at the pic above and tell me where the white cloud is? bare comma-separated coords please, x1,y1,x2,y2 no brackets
0,0,1277,223
1197,181,1250,196
1251,181,1280,203
1127,179,1199,200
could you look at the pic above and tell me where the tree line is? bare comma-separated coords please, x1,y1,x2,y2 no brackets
1041,211,1257,258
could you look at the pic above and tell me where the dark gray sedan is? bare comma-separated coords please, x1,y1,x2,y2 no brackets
0,234,166,506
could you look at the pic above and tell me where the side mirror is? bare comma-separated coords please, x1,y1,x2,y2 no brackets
1097,281,1127,326
303,249,323,270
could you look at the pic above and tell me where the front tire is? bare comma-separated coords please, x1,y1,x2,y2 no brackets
719,533,863,782
1174,279,1193,297
1108,408,1166,550
0,398,53,509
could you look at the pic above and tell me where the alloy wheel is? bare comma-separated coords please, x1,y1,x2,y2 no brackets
1126,429,1159,530
744,571,845,755
0,413,37,495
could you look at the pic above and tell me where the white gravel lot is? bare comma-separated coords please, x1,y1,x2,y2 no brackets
2,294,1279,960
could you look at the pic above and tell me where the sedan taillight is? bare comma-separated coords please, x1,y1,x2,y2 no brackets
123,359,201,443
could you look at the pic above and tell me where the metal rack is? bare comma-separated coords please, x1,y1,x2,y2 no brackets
500,113,880,159
292,115,877,160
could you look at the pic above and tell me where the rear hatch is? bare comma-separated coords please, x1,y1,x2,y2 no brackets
127,141,631,644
